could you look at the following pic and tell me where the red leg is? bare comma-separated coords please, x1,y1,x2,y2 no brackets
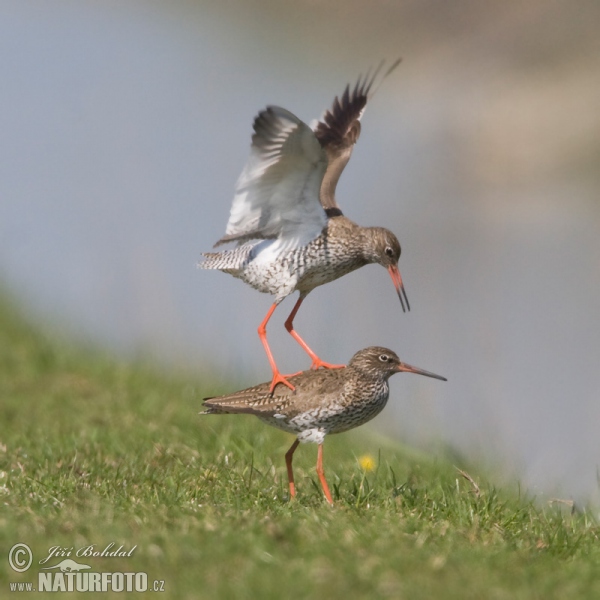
285,439,300,499
284,297,345,371
258,303,299,393
316,443,334,505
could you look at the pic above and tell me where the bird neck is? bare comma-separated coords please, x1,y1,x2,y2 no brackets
324,218,377,264
342,368,390,408
346,364,390,388
359,227,385,264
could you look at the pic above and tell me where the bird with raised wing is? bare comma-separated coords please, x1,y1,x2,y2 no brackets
201,346,446,505
199,61,408,392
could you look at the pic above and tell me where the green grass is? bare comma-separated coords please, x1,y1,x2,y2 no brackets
0,295,599,599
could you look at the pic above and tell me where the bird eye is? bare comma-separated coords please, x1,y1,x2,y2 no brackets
385,246,394,257
379,354,390,362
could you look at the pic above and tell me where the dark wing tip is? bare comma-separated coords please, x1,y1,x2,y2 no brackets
314,58,402,150
251,106,283,151
250,105,302,155
314,84,368,149
315,59,402,212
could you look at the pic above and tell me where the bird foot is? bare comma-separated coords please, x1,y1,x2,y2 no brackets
310,358,346,371
269,371,302,394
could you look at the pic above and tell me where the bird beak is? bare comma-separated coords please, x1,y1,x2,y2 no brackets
396,361,447,381
388,265,410,312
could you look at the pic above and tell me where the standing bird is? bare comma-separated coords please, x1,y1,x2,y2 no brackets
201,346,446,505
199,61,408,392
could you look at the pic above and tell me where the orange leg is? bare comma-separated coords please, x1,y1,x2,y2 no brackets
258,303,299,393
284,296,345,371
285,439,300,499
316,443,334,505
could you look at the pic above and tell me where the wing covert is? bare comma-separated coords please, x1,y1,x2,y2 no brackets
215,106,328,249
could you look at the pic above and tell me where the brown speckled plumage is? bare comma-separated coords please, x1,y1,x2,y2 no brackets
202,346,446,504
199,62,408,392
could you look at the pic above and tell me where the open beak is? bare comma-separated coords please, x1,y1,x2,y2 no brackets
396,361,447,381
388,265,410,312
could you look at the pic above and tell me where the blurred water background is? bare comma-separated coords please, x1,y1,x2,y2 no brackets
1,1,599,505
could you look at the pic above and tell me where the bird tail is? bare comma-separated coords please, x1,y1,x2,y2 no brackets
199,396,227,415
197,245,252,272
199,407,226,415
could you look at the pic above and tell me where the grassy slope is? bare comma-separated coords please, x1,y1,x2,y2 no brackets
0,297,598,599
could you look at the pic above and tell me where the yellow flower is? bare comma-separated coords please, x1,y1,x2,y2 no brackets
358,455,376,472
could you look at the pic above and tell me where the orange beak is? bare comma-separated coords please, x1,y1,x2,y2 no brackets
396,361,447,381
388,265,410,312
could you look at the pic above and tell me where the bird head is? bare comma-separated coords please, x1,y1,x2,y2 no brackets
363,227,409,312
349,347,447,382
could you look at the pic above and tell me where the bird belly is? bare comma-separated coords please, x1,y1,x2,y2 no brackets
297,391,388,436
236,236,362,299
255,414,303,436
255,408,334,443
297,428,327,444
326,399,388,434
254,384,388,441
295,257,362,292
239,247,300,297
204,239,299,298
256,414,327,444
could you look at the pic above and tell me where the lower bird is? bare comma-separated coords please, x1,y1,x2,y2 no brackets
201,346,446,505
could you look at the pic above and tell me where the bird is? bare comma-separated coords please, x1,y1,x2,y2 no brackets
199,60,409,393
201,346,446,505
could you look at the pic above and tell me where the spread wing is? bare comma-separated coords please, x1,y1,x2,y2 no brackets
313,59,402,214
214,106,328,249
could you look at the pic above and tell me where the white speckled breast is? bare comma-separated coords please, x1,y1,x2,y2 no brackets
201,218,367,302
239,229,365,301
256,379,389,443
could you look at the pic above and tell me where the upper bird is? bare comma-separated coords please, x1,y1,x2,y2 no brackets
199,60,408,392
201,346,446,505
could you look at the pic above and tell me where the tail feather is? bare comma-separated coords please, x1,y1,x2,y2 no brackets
199,407,230,415
197,245,253,271
200,396,234,415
